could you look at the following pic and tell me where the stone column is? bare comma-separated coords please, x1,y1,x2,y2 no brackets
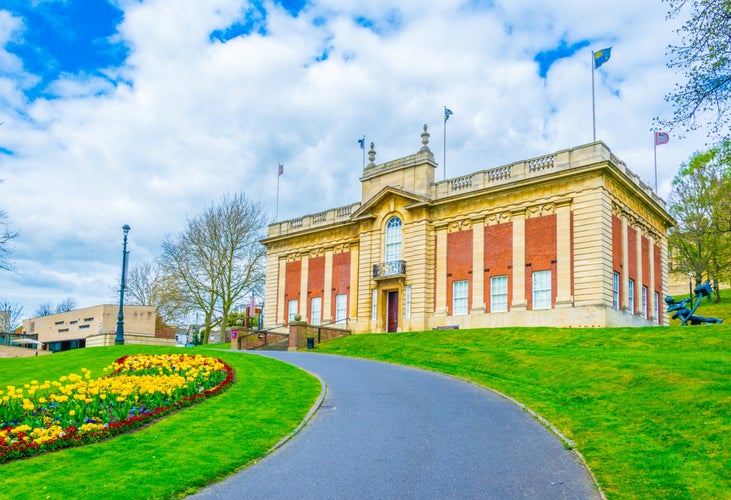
299,254,309,321
555,202,572,306
323,249,333,324
434,225,448,316
349,245,360,324
636,226,643,316
511,209,526,310
621,216,629,311
277,259,287,324
648,235,656,322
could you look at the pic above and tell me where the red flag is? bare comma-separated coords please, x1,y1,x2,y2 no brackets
654,132,669,146
278,163,284,176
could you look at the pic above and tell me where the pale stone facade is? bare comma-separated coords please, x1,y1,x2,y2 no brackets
261,126,674,333
22,305,158,351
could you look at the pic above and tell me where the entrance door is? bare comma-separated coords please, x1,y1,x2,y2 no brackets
387,291,399,332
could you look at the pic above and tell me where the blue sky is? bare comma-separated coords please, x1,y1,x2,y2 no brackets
0,0,709,321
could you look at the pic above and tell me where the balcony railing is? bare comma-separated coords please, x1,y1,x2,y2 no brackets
373,260,406,279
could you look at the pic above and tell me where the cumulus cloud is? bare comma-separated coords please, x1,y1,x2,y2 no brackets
0,0,710,316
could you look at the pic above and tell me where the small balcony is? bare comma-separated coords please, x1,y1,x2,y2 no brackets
373,260,406,279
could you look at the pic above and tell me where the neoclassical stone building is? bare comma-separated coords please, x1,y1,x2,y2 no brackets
261,126,674,333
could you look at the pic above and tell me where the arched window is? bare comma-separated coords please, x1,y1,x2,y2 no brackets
385,217,402,263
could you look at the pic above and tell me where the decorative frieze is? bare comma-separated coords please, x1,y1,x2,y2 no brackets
448,219,473,233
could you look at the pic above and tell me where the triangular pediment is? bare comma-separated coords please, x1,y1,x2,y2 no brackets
350,185,430,220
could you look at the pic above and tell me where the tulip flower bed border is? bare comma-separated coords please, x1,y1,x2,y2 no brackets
0,354,235,464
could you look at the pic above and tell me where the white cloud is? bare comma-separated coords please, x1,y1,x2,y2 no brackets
0,0,712,318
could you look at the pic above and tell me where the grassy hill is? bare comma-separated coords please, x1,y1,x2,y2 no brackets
317,322,730,499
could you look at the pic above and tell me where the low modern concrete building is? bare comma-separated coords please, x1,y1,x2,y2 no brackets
22,304,165,352
261,126,674,333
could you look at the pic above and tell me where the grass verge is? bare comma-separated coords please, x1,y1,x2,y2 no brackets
0,345,320,499
316,325,730,499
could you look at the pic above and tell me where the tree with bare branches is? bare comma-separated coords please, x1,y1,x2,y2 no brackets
159,194,266,343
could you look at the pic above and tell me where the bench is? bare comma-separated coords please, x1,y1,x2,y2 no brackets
433,325,459,330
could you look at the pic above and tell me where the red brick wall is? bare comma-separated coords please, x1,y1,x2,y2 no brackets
447,229,473,315
484,222,513,312
284,260,302,323
627,227,637,314
307,256,325,321
525,214,557,309
331,252,351,320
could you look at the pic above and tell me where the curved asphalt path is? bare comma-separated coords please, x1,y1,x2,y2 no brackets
191,352,601,499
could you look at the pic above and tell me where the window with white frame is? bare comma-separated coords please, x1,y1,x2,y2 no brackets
532,270,552,310
371,289,378,320
385,217,402,263
453,280,469,315
613,272,620,309
287,299,298,322
310,297,322,325
641,285,648,319
628,279,635,313
405,285,411,318
335,294,347,324
490,275,508,312
654,291,660,323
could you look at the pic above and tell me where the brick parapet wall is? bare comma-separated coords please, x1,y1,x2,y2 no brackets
288,322,350,350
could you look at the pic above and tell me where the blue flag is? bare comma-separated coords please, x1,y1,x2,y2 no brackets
594,47,612,69
358,137,365,149
444,107,453,122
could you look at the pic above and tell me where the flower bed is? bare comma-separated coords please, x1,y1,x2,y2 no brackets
0,354,235,463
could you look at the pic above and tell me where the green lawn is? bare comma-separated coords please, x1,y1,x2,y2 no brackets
2,309,729,499
316,325,730,499
0,345,321,499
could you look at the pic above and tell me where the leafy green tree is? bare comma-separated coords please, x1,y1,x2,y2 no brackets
660,0,731,139
668,141,731,300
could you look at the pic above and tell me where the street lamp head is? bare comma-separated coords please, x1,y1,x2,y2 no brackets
122,224,131,235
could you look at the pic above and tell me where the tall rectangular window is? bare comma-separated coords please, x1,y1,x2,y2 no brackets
405,285,411,319
613,272,620,310
532,270,552,309
641,285,648,319
628,279,635,313
287,299,298,323
490,275,508,312
371,289,378,320
310,297,322,325
452,280,469,315
335,294,347,324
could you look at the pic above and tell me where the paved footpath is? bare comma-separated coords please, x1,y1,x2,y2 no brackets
191,351,602,499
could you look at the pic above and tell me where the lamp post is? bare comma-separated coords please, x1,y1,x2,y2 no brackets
689,271,694,301
115,224,131,345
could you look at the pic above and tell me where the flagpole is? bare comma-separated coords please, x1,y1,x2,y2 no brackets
443,106,447,180
653,134,658,192
362,135,366,169
591,50,596,142
276,164,281,222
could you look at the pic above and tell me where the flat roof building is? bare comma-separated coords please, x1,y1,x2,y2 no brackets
261,126,674,333
22,304,159,352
